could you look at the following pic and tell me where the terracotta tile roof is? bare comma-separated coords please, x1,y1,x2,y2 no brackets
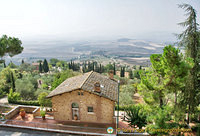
32,63,40,66
47,71,118,101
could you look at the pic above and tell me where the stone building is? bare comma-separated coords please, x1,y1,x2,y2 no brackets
116,70,129,78
47,71,118,126
32,62,40,71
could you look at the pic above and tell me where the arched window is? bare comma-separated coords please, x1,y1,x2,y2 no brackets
72,103,79,120
72,103,79,108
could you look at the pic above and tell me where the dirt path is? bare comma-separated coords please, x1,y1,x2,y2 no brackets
133,93,144,104
0,96,8,104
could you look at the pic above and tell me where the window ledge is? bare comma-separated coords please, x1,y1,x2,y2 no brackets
72,120,80,122
87,112,95,114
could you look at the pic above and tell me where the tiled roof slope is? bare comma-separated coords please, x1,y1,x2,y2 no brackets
47,71,118,101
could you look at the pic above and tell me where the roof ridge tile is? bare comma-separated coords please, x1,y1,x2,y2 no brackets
80,71,93,89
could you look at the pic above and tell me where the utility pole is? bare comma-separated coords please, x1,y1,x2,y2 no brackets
117,80,120,135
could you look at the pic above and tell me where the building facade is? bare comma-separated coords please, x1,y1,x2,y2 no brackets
47,71,118,125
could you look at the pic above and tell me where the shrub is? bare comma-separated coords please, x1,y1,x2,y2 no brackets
0,89,6,99
51,69,77,90
125,105,147,129
8,99,40,106
15,76,37,100
146,106,172,135
42,84,49,90
34,88,50,98
0,67,15,94
40,109,46,117
8,88,20,101
119,91,133,106
38,92,52,107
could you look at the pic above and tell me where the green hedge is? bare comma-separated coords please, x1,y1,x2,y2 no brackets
115,105,131,111
8,99,40,106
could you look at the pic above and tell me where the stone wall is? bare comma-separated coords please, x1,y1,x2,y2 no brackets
51,89,115,124
33,107,40,117
4,106,19,120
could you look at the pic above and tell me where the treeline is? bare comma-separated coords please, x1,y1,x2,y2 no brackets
81,61,136,78
68,60,80,71
82,61,104,73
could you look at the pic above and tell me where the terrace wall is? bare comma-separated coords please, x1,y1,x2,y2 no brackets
4,105,40,119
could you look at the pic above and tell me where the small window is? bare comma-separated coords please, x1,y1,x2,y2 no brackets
81,92,83,95
88,107,94,112
78,92,80,95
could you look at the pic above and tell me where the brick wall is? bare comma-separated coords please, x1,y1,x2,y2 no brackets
51,89,115,124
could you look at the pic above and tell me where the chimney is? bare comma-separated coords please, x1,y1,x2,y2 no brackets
94,82,101,93
108,70,114,80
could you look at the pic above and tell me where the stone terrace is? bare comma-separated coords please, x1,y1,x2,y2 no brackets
4,113,114,134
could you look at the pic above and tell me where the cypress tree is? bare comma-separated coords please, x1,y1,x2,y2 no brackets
96,63,101,73
22,59,24,64
77,63,80,71
47,61,49,72
178,4,200,124
99,64,102,73
72,61,75,71
43,59,49,73
3,62,6,68
88,61,91,71
68,63,71,69
82,63,85,73
129,70,133,79
10,71,15,92
123,67,125,77
39,62,43,73
70,60,73,70
120,67,123,77
113,63,116,75
92,62,95,71
101,65,105,73
83,62,87,73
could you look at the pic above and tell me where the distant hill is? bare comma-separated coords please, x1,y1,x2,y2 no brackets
6,38,169,66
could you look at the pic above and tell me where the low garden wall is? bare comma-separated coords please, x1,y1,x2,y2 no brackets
4,105,40,119
33,107,40,117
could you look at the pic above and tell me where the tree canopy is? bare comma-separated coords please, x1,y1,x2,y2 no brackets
139,45,193,110
177,4,200,123
0,35,23,63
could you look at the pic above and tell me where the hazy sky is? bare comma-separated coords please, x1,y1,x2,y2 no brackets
0,0,199,42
